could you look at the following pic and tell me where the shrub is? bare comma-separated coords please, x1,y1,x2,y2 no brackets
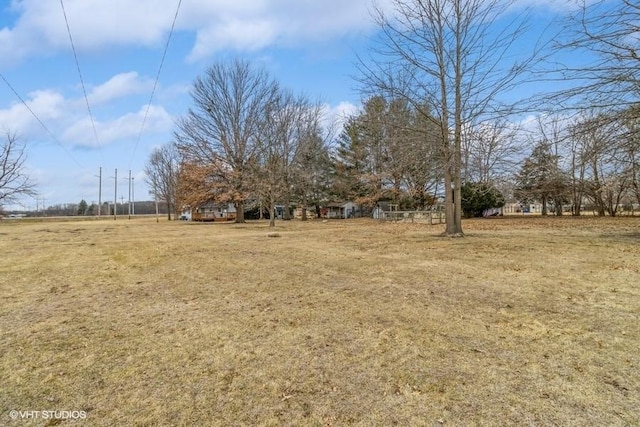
461,182,505,218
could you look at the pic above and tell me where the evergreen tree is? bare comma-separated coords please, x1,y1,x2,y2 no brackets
461,182,505,218
77,199,88,216
515,142,568,216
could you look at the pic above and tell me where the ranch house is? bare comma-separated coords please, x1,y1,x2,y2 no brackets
185,202,237,221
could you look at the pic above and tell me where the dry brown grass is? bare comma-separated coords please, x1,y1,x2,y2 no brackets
1,216,639,426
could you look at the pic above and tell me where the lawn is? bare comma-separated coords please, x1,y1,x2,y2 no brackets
1,216,639,426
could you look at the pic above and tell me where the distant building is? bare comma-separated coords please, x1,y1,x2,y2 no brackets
323,201,359,219
185,202,237,221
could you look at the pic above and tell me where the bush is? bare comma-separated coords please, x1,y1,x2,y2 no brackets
461,182,505,218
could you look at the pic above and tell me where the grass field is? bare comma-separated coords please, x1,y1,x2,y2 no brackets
1,216,639,426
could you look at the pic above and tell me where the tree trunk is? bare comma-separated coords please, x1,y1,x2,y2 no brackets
443,136,463,236
283,195,291,220
235,200,245,223
541,197,548,216
269,194,276,228
592,161,606,216
630,154,640,206
301,201,307,221
446,7,464,238
444,167,463,236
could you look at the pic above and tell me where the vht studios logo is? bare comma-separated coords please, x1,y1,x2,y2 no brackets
9,410,87,420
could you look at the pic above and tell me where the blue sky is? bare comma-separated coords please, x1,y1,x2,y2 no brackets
0,0,588,210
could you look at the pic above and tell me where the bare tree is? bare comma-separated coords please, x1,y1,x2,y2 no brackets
573,116,630,217
535,115,572,215
145,143,179,220
174,59,279,223
256,89,326,226
555,0,640,111
621,107,640,207
361,0,541,236
1,130,36,209
547,2,640,215
566,118,589,215
462,118,523,184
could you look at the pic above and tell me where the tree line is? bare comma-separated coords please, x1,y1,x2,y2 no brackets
515,110,640,217
146,0,640,229
3,0,639,234
7,200,169,217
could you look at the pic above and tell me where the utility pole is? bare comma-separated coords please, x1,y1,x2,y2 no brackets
35,196,46,216
131,177,135,215
113,168,118,220
96,167,102,216
128,170,132,219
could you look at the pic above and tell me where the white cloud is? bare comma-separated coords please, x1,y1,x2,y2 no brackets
184,1,389,61
0,0,388,66
0,90,65,138
0,0,595,69
322,101,360,134
62,104,173,148
187,19,277,61
1,73,173,148
0,0,177,63
87,72,154,105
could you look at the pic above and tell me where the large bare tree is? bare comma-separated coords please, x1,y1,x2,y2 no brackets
174,59,279,223
361,0,541,236
144,143,180,220
1,130,36,210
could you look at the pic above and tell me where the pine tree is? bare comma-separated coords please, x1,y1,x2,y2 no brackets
515,142,568,216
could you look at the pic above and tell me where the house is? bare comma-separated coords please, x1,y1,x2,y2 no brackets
188,202,237,221
323,201,359,219
502,202,545,215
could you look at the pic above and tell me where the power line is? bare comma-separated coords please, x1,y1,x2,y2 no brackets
59,0,101,150
0,71,84,169
129,0,183,168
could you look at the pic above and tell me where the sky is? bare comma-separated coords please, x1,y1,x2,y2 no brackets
0,0,589,211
